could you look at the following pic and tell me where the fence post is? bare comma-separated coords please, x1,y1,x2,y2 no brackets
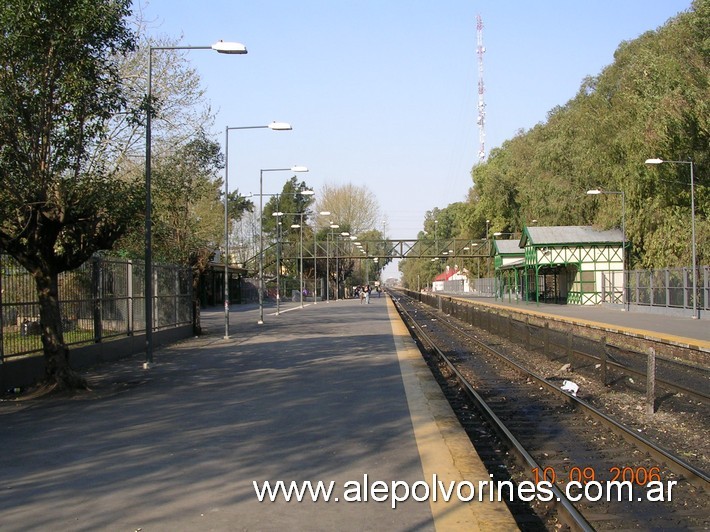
0,266,4,363
705,266,709,313
152,265,158,331
174,266,179,327
646,347,656,415
665,269,670,309
599,336,607,386
127,260,134,335
92,256,102,343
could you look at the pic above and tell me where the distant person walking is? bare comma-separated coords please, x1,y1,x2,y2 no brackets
359,286,365,304
365,284,371,304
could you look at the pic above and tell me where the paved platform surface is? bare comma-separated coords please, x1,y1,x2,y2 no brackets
0,297,516,531
447,294,710,351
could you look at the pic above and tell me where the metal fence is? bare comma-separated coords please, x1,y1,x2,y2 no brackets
0,255,192,362
601,266,709,313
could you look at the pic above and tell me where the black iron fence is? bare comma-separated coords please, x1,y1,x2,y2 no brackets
0,255,192,362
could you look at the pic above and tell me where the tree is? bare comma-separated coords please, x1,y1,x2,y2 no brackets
316,182,381,237
0,0,140,388
464,1,708,270
261,176,315,287
152,133,223,334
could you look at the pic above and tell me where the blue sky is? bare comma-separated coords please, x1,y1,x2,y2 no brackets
137,0,691,278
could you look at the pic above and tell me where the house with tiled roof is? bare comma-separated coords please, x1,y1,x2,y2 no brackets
432,265,470,293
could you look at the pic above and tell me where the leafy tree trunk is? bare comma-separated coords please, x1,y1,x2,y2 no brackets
34,268,86,389
191,275,202,336
0,0,139,390
190,248,213,336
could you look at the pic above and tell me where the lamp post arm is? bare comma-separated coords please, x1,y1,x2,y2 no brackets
144,49,154,365
690,161,697,319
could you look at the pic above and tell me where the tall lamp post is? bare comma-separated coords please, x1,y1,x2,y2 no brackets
336,232,350,300
312,211,332,304
258,167,309,324
587,189,626,307
327,223,340,302
223,122,292,338
645,158,698,319
145,41,246,368
290,214,306,308
272,211,284,314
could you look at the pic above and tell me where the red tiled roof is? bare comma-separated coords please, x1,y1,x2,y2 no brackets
433,269,459,282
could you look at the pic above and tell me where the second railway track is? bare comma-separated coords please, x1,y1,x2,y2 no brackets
389,290,709,530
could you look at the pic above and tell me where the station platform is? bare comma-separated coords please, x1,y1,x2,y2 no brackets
0,297,517,531
442,293,710,354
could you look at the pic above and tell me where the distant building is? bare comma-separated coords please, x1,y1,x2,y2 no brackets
432,266,470,293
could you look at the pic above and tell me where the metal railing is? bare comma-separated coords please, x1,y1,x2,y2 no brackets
0,255,192,362
602,266,709,314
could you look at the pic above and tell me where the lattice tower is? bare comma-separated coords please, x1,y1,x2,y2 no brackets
476,14,486,162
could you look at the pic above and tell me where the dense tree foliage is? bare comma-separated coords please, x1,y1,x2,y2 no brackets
474,0,708,269
401,0,708,289
0,0,140,387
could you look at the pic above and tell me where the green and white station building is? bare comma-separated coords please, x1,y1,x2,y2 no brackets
493,226,625,305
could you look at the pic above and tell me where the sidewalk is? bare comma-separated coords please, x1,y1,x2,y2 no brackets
0,297,515,531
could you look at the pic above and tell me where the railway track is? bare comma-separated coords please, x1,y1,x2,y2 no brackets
390,290,709,530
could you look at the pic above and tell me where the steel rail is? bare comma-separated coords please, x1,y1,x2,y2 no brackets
391,295,595,532
397,291,710,490
445,294,708,404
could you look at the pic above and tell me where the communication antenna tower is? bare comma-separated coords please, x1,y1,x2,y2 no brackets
476,14,486,162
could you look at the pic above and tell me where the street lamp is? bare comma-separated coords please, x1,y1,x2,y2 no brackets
259,167,309,323
586,189,625,258
145,41,247,368
223,122,292,338
289,214,307,308
312,211,332,304
327,223,340,302
337,232,350,300
271,211,285,314
645,158,698,319
587,189,626,308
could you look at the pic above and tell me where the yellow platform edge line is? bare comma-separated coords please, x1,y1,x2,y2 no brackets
386,297,519,532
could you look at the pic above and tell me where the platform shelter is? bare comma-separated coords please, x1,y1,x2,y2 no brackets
491,239,525,301
493,226,625,305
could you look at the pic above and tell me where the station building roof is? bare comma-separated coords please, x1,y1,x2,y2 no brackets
491,239,524,257
521,226,624,247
